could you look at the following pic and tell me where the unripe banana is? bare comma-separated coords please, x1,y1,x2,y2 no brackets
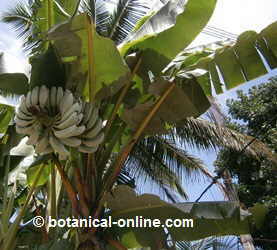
82,103,93,125
78,145,98,154
31,86,39,106
16,125,34,135
86,107,98,130
56,87,64,106
82,119,103,139
15,87,104,158
82,132,104,147
77,113,84,125
39,85,49,107
15,116,35,127
49,135,70,158
17,109,33,121
54,112,79,130
19,96,31,115
50,86,57,108
58,103,82,124
25,91,32,108
60,137,81,147
53,125,85,139
59,90,74,115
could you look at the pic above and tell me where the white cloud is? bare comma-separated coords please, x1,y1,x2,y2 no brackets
0,24,30,74
191,0,277,47
209,0,277,33
1,51,29,74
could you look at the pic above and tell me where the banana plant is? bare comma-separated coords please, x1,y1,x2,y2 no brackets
0,0,276,249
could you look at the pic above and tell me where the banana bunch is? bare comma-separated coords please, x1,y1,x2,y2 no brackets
15,86,104,160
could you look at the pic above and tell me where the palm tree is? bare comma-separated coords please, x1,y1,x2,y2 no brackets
176,236,242,250
0,0,276,249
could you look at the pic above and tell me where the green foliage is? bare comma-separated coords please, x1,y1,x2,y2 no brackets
120,0,217,61
107,0,149,44
47,13,130,98
227,78,277,148
1,1,35,51
27,164,50,187
0,104,14,134
168,22,277,97
216,78,277,249
26,155,52,186
105,185,251,248
0,73,28,96
122,77,210,134
1,0,79,54
0,0,277,249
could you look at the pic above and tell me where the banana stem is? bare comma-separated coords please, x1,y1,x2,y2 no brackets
91,82,176,233
104,82,175,189
96,56,142,176
104,57,142,139
52,155,79,215
47,0,53,29
2,156,10,219
50,164,57,219
86,15,96,101
4,164,45,250
98,123,127,183
74,167,90,217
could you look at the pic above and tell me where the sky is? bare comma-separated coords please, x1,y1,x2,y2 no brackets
0,0,29,74
186,0,277,201
0,0,276,202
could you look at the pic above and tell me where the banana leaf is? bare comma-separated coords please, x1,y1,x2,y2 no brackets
104,185,259,248
47,14,130,100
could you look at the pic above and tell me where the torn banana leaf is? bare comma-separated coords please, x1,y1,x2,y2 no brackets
122,77,210,134
104,185,257,248
190,22,277,95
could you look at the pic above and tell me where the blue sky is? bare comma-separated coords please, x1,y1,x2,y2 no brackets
0,0,29,73
0,0,276,202
186,0,277,201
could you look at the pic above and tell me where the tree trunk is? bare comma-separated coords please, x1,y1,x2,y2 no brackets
222,170,255,250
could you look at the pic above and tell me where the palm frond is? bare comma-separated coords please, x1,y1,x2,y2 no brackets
154,136,209,180
81,0,111,36
174,118,274,160
125,137,189,201
1,2,33,39
154,136,228,196
1,1,37,52
176,236,241,250
125,136,223,201
117,169,136,188
205,97,227,125
107,0,149,44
